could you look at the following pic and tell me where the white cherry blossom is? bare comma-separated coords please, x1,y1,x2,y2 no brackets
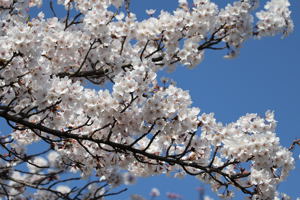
0,0,297,199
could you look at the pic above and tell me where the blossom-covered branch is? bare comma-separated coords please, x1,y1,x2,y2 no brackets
0,0,297,199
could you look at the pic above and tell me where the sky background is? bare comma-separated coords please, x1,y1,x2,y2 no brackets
21,0,300,199
113,0,300,199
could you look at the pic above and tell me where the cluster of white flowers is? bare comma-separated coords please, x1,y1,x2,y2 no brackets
256,0,293,37
0,0,297,199
198,111,295,199
217,1,254,58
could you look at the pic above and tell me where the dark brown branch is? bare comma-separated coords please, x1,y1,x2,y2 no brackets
73,39,99,76
120,93,138,113
47,177,82,190
143,130,161,152
101,188,128,198
0,52,23,71
65,12,83,30
0,108,255,196
120,36,127,55
64,2,71,30
289,138,300,151
124,0,131,16
73,181,103,199
57,69,105,79
130,121,157,147
49,0,57,17
208,146,219,168
140,40,150,61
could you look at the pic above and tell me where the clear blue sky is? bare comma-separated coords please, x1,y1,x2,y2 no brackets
112,0,300,199
25,0,300,199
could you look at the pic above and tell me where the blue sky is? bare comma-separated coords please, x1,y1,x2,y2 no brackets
114,0,300,199
11,0,300,199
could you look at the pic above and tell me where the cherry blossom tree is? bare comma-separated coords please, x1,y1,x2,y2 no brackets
0,0,298,199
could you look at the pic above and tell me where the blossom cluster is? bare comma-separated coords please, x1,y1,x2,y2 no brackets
0,0,296,199
256,0,293,37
